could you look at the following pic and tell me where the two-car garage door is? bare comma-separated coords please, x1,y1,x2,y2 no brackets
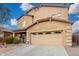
31,31,63,46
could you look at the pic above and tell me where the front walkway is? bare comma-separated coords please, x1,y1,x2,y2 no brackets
1,45,68,56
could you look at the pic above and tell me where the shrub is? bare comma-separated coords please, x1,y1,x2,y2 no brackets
5,35,15,44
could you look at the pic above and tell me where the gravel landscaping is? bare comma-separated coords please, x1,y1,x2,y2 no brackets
0,44,27,55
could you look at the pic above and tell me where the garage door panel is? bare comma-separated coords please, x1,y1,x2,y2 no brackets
31,32,63,45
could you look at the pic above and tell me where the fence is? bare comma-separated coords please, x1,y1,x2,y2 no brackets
72,33,79,46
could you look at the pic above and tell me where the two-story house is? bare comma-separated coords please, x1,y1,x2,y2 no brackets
14,5,72,46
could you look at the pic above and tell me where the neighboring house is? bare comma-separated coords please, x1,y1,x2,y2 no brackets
14,5,73,46
0,25,13,44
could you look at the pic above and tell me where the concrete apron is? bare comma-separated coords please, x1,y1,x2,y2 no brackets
25,45,68,56
0,45,68,56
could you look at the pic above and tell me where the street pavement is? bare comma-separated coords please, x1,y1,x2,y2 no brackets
0,45,68,56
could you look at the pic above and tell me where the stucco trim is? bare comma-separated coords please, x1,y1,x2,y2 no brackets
25,17,72,30
17,14,34,21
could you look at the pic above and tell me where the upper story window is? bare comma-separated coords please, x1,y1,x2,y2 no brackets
22,21,26,28
52,10,62,17
52,13,62,18
56,13,62,17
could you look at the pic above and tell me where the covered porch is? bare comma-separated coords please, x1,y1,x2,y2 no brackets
14,29,27,44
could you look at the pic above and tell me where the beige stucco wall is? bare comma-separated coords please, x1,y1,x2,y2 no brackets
28,6,68,23
18,16,32,29
17,6,69,30
62,30,72,46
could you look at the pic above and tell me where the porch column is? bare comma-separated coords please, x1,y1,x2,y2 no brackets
26,31,31,44
13,32,15,37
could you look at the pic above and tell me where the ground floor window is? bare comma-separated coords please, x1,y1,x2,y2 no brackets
38,32,43,35
45,32,52,34
32,33,36,35
54,31,61,34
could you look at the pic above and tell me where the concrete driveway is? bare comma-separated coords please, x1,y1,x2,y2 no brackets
1,45,68,56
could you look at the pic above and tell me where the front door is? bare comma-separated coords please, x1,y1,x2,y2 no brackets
16,33,26,43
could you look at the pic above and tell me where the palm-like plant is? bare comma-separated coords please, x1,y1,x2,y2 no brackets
0,4,11,24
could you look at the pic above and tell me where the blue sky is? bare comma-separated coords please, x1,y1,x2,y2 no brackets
3,3,25,30
1,3,79,32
